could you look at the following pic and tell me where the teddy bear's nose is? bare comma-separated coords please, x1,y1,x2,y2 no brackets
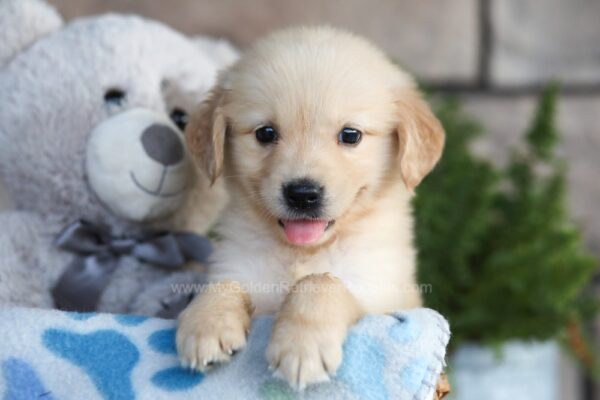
141,124,184,166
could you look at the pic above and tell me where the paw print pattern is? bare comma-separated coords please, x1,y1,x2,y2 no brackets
389,313,422,343
42,329,139,400
41,317,205,397
2,357,56,400
115,315,149,326
146,327,205,391
66,311,97,320
336,332,388,400
151,366,204,391
259,379,296,400
148,328,177,354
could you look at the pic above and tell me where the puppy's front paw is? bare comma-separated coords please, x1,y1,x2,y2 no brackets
176,283,253,372
266,318,344,390
177,306,250,371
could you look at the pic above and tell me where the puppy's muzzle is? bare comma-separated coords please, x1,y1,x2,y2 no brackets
283,178,324,215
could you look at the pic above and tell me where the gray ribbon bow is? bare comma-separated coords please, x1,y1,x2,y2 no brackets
52,220,212,312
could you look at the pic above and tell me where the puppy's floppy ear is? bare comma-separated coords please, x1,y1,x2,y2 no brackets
186,87,227,185
396,91,445,190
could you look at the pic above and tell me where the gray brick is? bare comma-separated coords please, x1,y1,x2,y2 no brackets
461,95,600,256
48,0,479,82
491,0,600,86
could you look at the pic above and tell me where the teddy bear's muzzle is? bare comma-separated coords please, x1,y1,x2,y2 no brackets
85,108,194,222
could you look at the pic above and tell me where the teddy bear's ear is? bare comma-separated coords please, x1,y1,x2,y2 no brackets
192,37,240,69
0,0,63,67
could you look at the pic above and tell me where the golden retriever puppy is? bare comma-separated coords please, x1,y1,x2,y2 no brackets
177,26,444,389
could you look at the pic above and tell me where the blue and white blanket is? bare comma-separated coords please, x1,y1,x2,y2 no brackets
0,307,449,400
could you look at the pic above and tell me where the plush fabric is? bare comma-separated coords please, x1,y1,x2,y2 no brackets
0,307,449,400
0,0,233,314
0,0,62,65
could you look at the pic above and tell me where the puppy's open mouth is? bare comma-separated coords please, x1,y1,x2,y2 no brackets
277,219,335,245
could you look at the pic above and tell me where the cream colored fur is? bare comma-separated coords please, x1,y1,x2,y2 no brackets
178,26,445,389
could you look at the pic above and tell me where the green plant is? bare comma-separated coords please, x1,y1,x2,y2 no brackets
415,85,597,349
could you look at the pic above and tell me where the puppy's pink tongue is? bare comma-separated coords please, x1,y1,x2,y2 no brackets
282,220,328,245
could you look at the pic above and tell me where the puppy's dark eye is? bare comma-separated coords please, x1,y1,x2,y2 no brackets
104,88,126,105
339,127,362,145
255,126,278,144
170,108,189,131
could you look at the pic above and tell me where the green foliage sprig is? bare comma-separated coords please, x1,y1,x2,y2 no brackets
415,85,597,349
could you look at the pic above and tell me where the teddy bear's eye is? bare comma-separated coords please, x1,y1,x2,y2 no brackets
170,108,189,131
104,88,126,105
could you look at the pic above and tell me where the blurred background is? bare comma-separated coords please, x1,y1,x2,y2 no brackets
28,0,600,398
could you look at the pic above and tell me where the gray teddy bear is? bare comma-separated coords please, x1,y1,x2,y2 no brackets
0,0,233,316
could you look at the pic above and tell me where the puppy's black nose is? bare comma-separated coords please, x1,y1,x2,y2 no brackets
283,179,324,212
141,124,184,166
